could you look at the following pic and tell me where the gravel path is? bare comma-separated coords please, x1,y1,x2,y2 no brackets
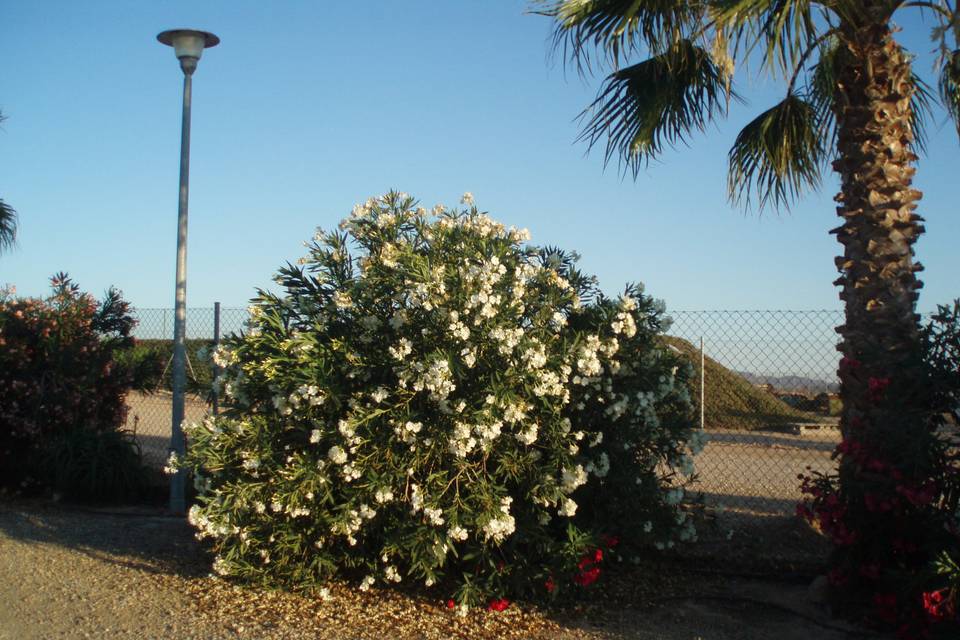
0,500,870,640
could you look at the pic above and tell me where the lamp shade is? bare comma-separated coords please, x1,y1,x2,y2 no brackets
157,29,220,60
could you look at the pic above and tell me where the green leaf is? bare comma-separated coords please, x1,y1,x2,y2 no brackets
939,48,960,139
727,92,824,211
710,0,817,77
535,0,702,72
578,39,736,174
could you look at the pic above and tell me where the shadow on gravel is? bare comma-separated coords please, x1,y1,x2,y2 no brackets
0,500,209,579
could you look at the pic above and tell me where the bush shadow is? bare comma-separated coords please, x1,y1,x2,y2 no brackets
0,499,209,579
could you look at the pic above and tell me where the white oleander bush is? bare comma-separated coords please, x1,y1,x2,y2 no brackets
180,191,698,607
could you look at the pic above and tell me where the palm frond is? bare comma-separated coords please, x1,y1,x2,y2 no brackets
727,93,825,211
910,72,934,154
0,199,18,253
578,39,736,174
939,48,960,139
534,0,703,73
710,0,818,77
807,34,839,147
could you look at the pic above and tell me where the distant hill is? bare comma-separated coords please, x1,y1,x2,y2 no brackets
662,336,823,431
734,372,839,394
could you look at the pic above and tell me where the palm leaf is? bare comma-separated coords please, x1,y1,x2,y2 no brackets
939,48,960,139
0,199,17,253
578,38,736,174
535,0,703,72
727,93,824,211
710,0,818,77
807,35,839,147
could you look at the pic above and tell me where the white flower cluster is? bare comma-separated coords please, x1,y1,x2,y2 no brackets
611,297,638,337
403,356,456,401
481,497,516,543
575,335,603,377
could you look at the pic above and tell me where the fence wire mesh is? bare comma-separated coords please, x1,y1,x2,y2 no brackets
126,307,851,517
667,310,845,516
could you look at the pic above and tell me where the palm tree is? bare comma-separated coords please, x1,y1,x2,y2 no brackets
0,110,17,253
0,199,16,254
537,0,960,620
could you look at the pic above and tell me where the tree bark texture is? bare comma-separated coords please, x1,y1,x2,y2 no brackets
831,19,925,433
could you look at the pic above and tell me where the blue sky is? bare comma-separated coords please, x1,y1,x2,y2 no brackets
1,1,957,314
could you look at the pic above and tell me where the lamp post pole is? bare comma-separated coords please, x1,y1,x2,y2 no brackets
158,28,219,514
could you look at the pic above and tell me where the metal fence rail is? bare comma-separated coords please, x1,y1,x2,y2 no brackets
127,307,850,516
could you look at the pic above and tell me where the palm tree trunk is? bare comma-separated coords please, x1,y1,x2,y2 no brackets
829,15,932,611
832,17,925,431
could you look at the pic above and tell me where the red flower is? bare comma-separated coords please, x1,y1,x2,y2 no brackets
922,589,950,621
840,356,862,371
593,549,604,563
601,534,620,548
545,576,555,593
487,598,510,612
446,599,456,610
868,376,891,401
573,566,601,587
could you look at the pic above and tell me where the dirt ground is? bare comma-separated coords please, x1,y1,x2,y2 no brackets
0,500,877,640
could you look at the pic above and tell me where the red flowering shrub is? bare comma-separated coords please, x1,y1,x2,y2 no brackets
0,274,141,495
798,302,960,639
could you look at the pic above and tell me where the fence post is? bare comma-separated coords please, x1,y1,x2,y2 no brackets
700,336,705,431
212,301,221,416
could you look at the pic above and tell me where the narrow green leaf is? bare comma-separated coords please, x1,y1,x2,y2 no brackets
578,39,736,174
727,93,824,211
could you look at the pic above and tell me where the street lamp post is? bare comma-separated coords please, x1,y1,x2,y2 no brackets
157,28,219,514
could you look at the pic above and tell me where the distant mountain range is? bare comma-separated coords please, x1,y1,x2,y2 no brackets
734,372,839,394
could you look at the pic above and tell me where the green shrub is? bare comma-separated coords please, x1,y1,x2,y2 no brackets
117,339,216,394
180,192,697,607
40,427,148,502
0,274,143,495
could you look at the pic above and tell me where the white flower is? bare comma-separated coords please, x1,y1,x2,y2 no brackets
448,525,468,541
515,424,538,445
664,487,684,505
461,192,475,206
424,506,445,526
389,310,408,330
384,565,402,583
162,451,180,475
559,498,578,517
328,445,348,465
310,429,322,444
359,575,375,591
371,387,389,403
561,465,588,493
375,488,394,504
318,587,332,601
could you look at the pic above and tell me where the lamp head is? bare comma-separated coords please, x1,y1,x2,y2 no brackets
157,29,219,74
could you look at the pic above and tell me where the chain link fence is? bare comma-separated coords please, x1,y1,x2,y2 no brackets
666,310,845,517
126,307,850,517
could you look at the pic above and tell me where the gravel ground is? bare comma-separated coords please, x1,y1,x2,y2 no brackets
0,500,873,640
